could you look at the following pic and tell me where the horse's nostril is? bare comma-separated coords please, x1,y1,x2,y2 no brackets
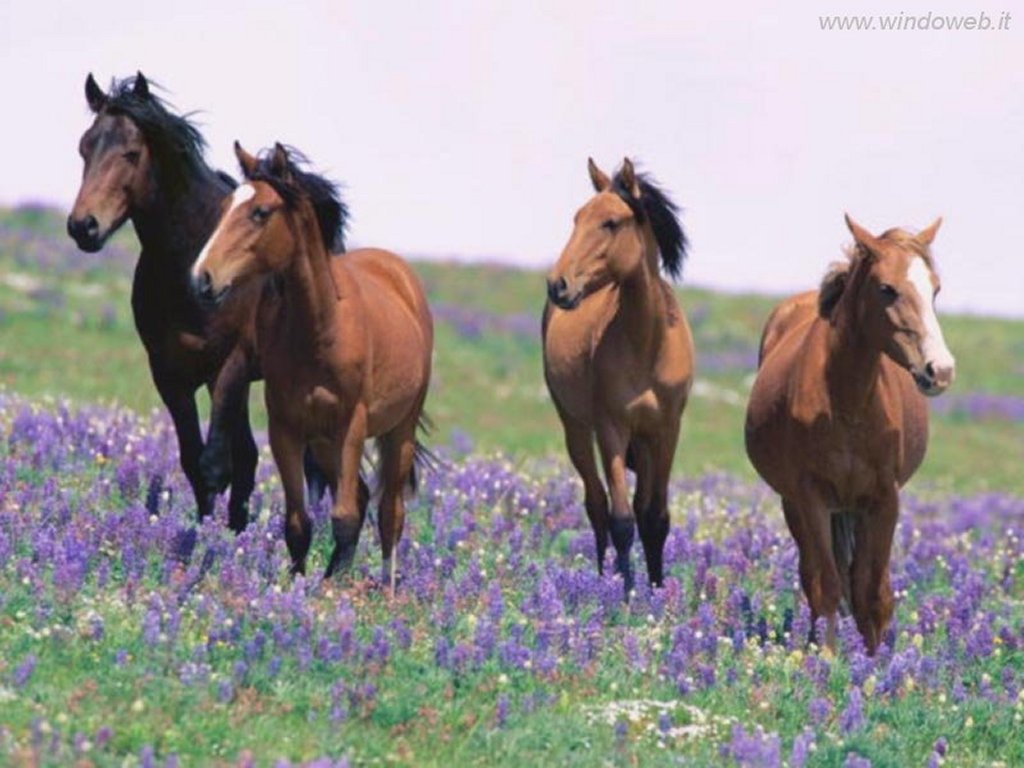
83,215,99,238
924,362,936,379
192,271,213,299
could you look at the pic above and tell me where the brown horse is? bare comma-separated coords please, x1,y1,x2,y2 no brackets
191,143,433,592
67,73,259,531
745,215,956,653
543,158,694,595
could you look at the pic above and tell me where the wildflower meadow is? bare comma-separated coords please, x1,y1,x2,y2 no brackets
1,206,1022,766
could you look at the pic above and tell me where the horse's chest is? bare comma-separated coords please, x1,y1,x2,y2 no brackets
814,420,899,500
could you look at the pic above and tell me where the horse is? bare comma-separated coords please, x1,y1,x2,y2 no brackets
543,157,694,596
67,72,259,532
190,143,433,593
745,215,956,654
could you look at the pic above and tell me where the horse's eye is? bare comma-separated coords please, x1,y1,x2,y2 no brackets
601,219,619,232
123,150,141,164
879,283,899,300
250,206,271,224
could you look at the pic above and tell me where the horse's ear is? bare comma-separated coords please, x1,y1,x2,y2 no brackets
85,74,106,113
844,213,882,260
587,157,610,192
271,143,292,181
619,157,641,199
915,217,943,247
133,71,150,99
234,141,259,179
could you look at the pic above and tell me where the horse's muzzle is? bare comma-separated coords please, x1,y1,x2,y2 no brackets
67,214,103,253
547,277,582,310
912,359,955,397
191,271,230,307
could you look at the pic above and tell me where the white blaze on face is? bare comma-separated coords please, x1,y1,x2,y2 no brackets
907,256,956,382
191,183,256,278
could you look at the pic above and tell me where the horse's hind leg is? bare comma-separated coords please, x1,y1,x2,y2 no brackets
268,428,311,575
226,391,258,533
559,411,610,575
324,406,369,579
851,488,898,655
596,420,635,596
375,418,419,596
636,425,679,588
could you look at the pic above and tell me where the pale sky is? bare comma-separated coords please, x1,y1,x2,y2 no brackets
2,0,1021,316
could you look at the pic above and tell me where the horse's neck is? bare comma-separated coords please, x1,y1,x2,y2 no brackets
616,234,664,357
132,166,228,273
824,288,883,414
280,214,339,349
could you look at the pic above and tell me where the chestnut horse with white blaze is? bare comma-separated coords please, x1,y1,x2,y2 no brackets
543,158,694,595
192,143,433,592
745,215,955,653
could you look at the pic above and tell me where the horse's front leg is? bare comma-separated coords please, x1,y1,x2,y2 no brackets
204,345,260,532
151,364,212,521
325,404,369,579
787,482,844,650
268,426,311,575
200,347,250,496
596,419,635,597
851,484,898,655
556,406,609,575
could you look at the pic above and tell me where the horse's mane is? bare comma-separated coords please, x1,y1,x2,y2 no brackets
818,226,935,317
99,75,231,191
247,147,349,254
610,167,688,281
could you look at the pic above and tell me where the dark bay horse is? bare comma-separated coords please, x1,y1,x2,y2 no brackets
745,215,955,653
543,158,694,595
191,143,433,593
67,72,258,531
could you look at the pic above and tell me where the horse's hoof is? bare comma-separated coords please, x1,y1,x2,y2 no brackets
323,546,356,579
228,504,249,535
199,442,232,493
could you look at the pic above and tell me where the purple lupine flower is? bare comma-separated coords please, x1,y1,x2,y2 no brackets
808,697,831,725
839,689,865,734
844,753,872,768
495,693,510,727
789,728,815,768
12,653,36,687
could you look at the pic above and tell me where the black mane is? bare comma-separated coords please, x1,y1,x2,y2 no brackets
248,147,348,253
611,167,688,280
100,75,232,192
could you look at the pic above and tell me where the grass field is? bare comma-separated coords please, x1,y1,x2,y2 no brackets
1,204,1022,766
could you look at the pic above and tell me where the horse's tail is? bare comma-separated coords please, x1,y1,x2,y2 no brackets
371,412,440,497
831,511,855,616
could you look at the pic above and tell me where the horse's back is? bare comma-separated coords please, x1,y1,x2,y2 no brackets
758,290,818,367
342,248,432,330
